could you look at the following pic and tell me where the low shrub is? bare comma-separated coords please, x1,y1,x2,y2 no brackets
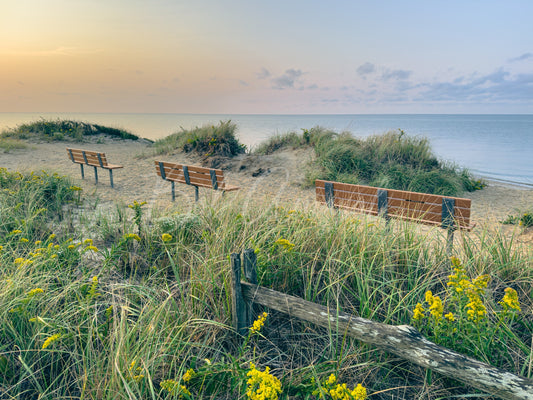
153,120,246,157
253,126,484,196
0,118,139,141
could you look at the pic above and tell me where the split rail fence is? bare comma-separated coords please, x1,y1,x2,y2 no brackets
229,249,533,400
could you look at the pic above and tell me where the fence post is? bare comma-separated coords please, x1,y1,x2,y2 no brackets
243,249,258,326
230,252,247,336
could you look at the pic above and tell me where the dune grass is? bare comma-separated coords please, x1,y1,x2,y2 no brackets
152,120,246,158
0,168,531,399
254,127,485,196
0,119,139,142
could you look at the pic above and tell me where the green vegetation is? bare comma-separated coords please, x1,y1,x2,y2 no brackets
254,127,485,196
152,120,246,157
0,138,28,153
0,167,530,399
503,210,533,228
0,118,139,142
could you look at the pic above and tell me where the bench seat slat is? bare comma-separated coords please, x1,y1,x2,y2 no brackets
155,161,240,199
316,179,473,230
66,148,123,187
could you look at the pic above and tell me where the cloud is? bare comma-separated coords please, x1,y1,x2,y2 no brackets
381,69,412,81
256,67,271,79
271,69,304,89
239,80,249,86
509,53,533,62
418,69,530,101
356,62,376,76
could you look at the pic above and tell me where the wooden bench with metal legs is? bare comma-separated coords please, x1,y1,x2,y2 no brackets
66,148,123,188
155,160,240,201
316,179,474,254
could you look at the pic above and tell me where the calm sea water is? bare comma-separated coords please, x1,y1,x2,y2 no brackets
1,113,532,187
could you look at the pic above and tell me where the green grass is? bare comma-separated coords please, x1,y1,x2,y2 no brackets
0,168,531,399
0,118,139,142
254,127,485,196
0,139,29,153
152,120,246,158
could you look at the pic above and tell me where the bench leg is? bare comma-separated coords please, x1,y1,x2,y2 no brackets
93,166,98,184
80,164,85,179
446,228,455,257
195,186,199,202
109,170,114,188
171,181,175,201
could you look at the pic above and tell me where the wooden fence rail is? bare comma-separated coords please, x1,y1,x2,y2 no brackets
229,250,533,400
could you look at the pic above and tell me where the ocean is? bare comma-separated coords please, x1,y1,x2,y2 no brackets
1,113,532,187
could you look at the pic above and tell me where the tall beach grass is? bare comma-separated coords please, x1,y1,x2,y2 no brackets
0,168,531,399
254,127,485,196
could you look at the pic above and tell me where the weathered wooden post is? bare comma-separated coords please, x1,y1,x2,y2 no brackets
230,253,247,336
243,249,258,326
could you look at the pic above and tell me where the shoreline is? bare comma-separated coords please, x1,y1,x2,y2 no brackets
1,138,533,238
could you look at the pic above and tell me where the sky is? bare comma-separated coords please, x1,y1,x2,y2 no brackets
1,0,533,114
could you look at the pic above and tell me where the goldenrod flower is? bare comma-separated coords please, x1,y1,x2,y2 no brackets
124,233,141,241
183,368,195,382
84,245,99,252
412,303,425,321
274,238,295,251
444,312,455,322
161,233,173,242
246,362,282,400
27,288,44,297
499,287,521,313
250,312,268,334
42,333,61,349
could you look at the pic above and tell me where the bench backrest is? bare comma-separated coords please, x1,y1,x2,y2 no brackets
155,161,229,190
316,179,472,230
67,148,109,167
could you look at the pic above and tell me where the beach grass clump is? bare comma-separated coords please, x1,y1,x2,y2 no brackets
153,120,246,157
254,126,484,196
502,210,533,228
253,131,307,155
0,173,531,398
0,118,139,142
0,138,28,153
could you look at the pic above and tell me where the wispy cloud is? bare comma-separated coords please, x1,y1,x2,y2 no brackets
256,67,271,79
381,69,412,81
271,69,304,89
508,53,533,62
356,62,376,76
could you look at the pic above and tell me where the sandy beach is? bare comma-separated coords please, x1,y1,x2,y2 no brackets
2,136,533,242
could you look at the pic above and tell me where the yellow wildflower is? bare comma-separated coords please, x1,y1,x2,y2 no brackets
246,362,282,400
161,233,173,242
412,303,425,321
250,312,268,334
84,245,99,252
444,312,455,322
27,288,44,297
124,233,141,241
42,333,61,349
183,368,195,382
274,238,295,251
499,287,521,313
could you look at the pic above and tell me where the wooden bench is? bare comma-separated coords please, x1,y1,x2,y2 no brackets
155,161,240,201
66,148,123,188
316,179,474,254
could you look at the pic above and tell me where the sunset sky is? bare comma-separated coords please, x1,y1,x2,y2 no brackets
2,0,532,114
